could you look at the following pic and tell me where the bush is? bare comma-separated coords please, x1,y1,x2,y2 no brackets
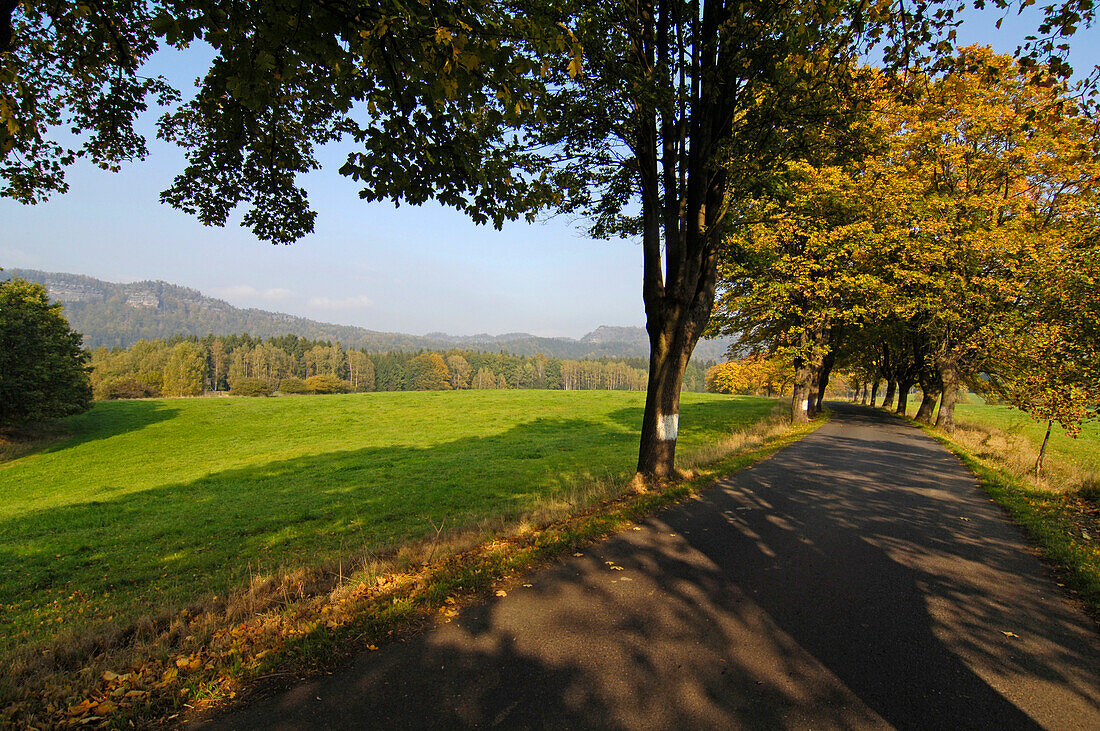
305,374,352,394
278,377,309,394
229,377,273,397
94,376,160,401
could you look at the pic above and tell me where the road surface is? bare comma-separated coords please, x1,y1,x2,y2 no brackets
200,403,1100,729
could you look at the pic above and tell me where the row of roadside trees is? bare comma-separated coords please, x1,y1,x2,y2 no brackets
4,0,1095,479
708,47,1100,448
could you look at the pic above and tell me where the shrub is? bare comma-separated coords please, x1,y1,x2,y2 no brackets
305,374,351,394
94,376,160,401
229,377,273,397
278,377,309,394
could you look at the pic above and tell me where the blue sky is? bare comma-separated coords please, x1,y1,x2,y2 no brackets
2,7,1096,338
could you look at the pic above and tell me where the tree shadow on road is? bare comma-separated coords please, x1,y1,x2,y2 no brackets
200,405,1100,729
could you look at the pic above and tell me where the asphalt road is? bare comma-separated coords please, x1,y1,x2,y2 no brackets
200,403,1100,729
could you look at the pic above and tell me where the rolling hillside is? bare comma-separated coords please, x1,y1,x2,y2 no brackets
4,269,735,360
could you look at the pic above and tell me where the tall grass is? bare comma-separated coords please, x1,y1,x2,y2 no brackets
950,403,1099,492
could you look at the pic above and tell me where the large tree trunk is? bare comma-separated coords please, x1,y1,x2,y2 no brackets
934,360,960,432
791,356,814,423
882,380,897,410
870,379,880,407
914,387,940,424
807,366,820,418
895,378,914,415
637,312,703,479
915,367,941,424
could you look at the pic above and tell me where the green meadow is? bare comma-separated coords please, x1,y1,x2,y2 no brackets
953,402,1100,475
0,390,776,658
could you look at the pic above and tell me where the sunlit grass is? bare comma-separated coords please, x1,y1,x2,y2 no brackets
0,390,776,660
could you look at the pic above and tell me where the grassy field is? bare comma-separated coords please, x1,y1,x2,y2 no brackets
0,390,777,662
953,402,1100,477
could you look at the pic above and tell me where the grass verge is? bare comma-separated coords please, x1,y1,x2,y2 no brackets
1,397,820,728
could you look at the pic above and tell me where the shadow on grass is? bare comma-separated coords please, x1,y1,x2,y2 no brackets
0,401,180,465
0,416,640,647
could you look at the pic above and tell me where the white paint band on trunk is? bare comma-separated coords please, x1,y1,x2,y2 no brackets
657,413,679,442
801,398,809,412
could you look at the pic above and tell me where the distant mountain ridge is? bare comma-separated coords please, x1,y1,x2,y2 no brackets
3,269,734,360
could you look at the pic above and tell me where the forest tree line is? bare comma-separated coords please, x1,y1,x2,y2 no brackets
88,334,712,399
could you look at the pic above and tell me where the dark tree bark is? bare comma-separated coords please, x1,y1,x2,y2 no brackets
915,365,941,424
791,355,814,423
914,387,940,423
896,378,915,415
870,378,881,407
637,302,712,477
632,0,730,481
934,358,961,432
882,380,897,410
815,347,836,414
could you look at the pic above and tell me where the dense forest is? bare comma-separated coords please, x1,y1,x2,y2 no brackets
89,334,714,399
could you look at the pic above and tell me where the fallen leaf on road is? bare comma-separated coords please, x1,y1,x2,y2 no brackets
610,566,624,571
495,590,507,597
959,517,971,522
522,584,533,587
632,527,641,531
1001,631,1020,638
573,553,583,557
